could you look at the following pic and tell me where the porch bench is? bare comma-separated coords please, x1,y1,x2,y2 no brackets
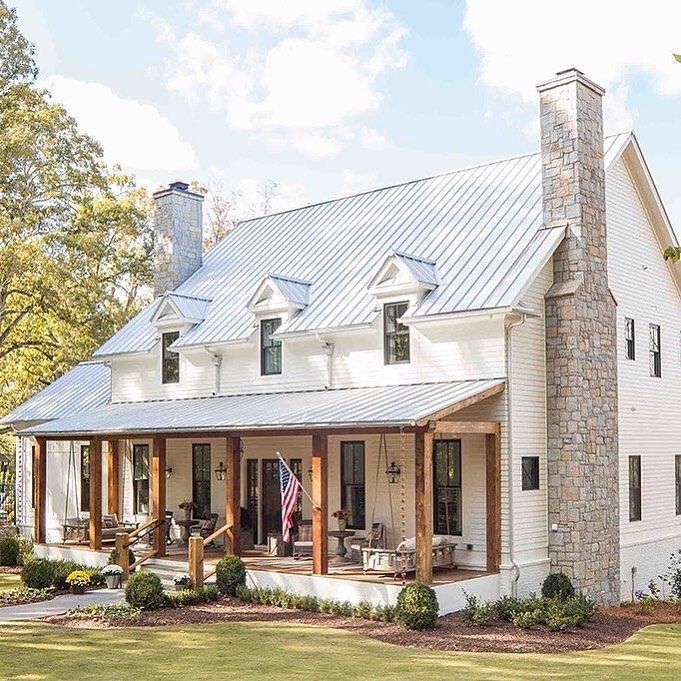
362,536,457,576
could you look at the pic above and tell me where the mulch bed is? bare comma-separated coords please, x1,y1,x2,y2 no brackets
43,598,681,654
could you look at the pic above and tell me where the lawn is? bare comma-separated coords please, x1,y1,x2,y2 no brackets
0,574,20,593
0,622,679,681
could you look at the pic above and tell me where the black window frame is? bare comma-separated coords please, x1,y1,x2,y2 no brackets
132,444,150,515
625,317,635,360
162,331,180,384
192,443,211,520
521,456,540,491
676,455,681,516
260,318,282,375
80,445,90,512
31,445,36,508
649,324,661,378
433,439,462,536
340,441,366,530
629,455,641,522
290,458,303,523
384,301,410,365
246,458,259,542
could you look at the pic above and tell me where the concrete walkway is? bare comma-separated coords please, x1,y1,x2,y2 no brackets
0,589,125,622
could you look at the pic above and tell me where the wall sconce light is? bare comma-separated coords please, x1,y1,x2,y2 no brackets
385,461,401,484
215,461,226,481
165,466,173,479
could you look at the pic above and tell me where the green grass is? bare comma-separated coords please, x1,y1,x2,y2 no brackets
0,574,20,593
0,622,679,680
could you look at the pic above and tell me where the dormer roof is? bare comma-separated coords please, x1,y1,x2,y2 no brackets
368,251,439,298
247,274,312,315
151,292,212,327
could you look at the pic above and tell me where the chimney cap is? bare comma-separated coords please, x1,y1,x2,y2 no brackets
153,180,204,201
536,68,605,96
169,181,189,191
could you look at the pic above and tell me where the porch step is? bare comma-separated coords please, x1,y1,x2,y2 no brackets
140,558,216,588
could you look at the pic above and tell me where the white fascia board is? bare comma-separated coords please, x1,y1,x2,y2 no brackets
400,306,537,327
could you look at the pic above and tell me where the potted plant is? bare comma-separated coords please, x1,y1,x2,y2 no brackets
173,573,192,591
102,564,123,589
332,509,351,531
66,570,90,595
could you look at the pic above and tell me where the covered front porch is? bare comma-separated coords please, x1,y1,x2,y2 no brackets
27,379,504,608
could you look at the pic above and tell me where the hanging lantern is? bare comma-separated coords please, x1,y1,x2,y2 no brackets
385,461,401,484
215,461,226,481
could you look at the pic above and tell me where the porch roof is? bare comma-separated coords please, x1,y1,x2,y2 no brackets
21,378,504,438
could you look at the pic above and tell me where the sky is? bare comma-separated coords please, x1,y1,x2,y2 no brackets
11,0,681,227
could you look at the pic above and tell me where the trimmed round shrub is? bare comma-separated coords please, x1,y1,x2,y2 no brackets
125,570,165,610
541,572,575,600
395,583,439,630
21,558,53,590
0,535,20,566
215,555,246,596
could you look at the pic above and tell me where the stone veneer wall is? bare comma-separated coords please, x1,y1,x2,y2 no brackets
153,184,204,296
539,69,620,604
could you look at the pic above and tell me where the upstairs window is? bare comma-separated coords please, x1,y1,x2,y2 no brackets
384,301,410,364
649,324,661,378
261,318,282,375
676,455,681,516
625,318,635,360
162,331,180,384
80,445,90,512
629,455,641,522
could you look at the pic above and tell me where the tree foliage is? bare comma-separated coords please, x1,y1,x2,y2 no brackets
0,1,153,417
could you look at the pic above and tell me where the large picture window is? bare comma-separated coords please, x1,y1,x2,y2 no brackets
340,442,365,529
133,444,150,515
192,444,211,519
261,318,282,375
384,301,410,364
433,439,462,535
629,455,641,522
80,445,90,512
162,331,180,384
649,324,661,378
625,318,635,360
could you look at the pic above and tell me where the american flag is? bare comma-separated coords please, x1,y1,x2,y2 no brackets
278,457,301,543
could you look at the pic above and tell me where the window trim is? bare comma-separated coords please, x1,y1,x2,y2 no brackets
521,456,540,491
625,317,635,361
192,443,211,520
132,444,150,515
340,441,366,530
161,331,180,384
649,324,661,378
80,445,91,513
433,438,463,536
383,301,410,365
629,455,641,522
260,318,283,376
31,445,36,509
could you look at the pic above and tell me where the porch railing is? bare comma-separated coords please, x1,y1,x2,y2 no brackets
115,516,165,578
188,522,232,588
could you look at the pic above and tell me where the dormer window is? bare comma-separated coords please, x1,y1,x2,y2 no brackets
384,302,410,364
261,318,282,375
162,331,180,383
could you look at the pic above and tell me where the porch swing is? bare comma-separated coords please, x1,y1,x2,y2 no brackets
360,429,458,579
61,441,87,544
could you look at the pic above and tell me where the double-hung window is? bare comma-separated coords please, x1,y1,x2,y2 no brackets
625,318,635,360
649,324,661,377
384,301,410,364
162,331,180,383
629,455,641,522
340,442,366,529
80,445,90,512
133,444,150,515
261,318,282,375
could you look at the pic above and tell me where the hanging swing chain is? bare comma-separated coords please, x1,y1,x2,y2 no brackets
399,426,406,544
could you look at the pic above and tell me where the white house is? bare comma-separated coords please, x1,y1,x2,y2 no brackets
3,68,681,613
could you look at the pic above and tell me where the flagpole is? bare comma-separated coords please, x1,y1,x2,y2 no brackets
276,452,320,510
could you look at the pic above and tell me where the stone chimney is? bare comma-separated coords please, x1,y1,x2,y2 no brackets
538,69,620,604
153,181,204,296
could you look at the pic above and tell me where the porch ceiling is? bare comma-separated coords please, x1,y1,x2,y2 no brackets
21,379,505,438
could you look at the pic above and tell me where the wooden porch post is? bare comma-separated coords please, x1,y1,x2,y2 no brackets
485,424,502,573
107,439,120,516
89,438,103,551
225,436,241,555
311,433,328,575
189,536,204,588
415,430,434,584
33,437,47,544
152,435,167,558
115,532,130,580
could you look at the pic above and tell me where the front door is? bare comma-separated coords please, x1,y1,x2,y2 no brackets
433,439,462,535
261,459,281,539
192,444,211,520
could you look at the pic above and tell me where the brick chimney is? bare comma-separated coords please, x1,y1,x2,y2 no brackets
153,181,204,296
539,69,620,604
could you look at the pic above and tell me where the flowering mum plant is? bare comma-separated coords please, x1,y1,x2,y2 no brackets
66,570,91,588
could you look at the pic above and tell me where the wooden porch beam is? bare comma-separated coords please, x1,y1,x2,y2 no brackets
151,435,167,558
417,382,505,425
225,436,241,555
311,433,328,575
429,420,499,434
415,430,434,584
89,438,103,551
33,437,47,544
106,439,120,516
485,424,502,573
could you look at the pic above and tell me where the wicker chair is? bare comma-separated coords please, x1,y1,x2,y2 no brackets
350,522,386,562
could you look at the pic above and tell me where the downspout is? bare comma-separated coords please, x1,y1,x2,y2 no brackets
316,333,335,389
505,313,526,596
206,347,222,395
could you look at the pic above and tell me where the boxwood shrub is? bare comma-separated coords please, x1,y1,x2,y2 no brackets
394,582,439,630
0,535,20,566
21,558,54,590
215,555,246,596
541,572,575,600
125,570,165,610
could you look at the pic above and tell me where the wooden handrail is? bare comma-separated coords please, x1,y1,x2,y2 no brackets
130,548,158,570
128,516,158,540
203,567,217,582
203,523,231,547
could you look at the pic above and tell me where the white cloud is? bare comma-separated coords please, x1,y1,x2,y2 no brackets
43,75,197,172
144,1,407,158
464,0,681,134
340,169,378,195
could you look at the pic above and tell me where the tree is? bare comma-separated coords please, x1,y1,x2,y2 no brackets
0,2,153,416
